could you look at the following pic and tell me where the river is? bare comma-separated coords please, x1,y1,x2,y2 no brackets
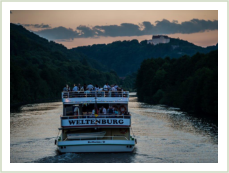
10,93,218,163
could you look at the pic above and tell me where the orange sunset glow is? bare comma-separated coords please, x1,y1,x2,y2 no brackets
10,10,218,48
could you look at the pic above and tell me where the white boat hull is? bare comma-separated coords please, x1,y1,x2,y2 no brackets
57,140,135,153
58,145,134,153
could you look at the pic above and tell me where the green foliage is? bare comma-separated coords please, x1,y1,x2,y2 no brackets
135,50,218,119
10,23,120,105
71,38,218,76
121,72,137,91
152,89,165,104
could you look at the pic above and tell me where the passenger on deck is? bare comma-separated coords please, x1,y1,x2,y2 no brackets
87,83,94,91
114,109,119,115
112,107,115,113
80,86,84,91
99,107,103,114
63,85,68,91
95,85,99,91
114,84,118,90
111,85,115,91
107,84,111,91
73,106,79,115
78,83,81,90
108,107,113,115
97,87,103,97
72,84,78,91
102,107,106,114
103,83,108,91
83,84,87,91
92,109,95,115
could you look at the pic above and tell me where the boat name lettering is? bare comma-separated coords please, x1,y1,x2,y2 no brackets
88,141,105,143
68,119,124,125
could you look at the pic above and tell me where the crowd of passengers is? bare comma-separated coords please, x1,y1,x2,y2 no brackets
63,83,125,92
74,106,130,116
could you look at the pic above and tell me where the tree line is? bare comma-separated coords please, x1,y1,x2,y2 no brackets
10,23,120,106
135,50,218,120
71,38,218,77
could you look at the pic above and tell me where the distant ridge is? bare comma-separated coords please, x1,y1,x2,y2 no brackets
70,38,218,76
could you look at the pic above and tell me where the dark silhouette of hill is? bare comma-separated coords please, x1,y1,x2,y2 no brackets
71,38,218,76
10,23,120,105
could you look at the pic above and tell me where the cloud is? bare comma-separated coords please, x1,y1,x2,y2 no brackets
93,23,141,37
22,23,51,29
36,26,78,40
33,19,218,40
76,25,99,38
179,19,218,34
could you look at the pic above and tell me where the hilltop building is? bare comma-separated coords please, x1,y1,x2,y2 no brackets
147,35,170,45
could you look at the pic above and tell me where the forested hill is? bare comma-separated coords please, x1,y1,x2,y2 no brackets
70,39,218,77
10,23,120,105
136,50,218,119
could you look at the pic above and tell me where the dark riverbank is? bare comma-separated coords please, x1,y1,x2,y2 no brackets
136,50,218,121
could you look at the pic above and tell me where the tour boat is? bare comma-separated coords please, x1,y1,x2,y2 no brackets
55,90,137,153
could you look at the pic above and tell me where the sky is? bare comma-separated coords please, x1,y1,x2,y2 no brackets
10,10,218,49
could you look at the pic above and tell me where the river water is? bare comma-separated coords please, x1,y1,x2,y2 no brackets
10,94,218,163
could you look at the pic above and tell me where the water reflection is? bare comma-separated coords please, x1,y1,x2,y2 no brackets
10,102,62,163
10,97,218,163
129,97,218,145
34,151,137,163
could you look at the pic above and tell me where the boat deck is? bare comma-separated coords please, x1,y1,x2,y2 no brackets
62,91,129,104
62,91,129,98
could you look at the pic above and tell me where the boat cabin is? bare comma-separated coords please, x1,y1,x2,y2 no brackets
60,91,131,128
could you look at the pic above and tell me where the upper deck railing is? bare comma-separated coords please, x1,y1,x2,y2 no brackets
61,114,131,119
62,91,129,99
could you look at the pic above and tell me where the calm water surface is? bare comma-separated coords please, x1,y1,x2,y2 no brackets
10,94,218,163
